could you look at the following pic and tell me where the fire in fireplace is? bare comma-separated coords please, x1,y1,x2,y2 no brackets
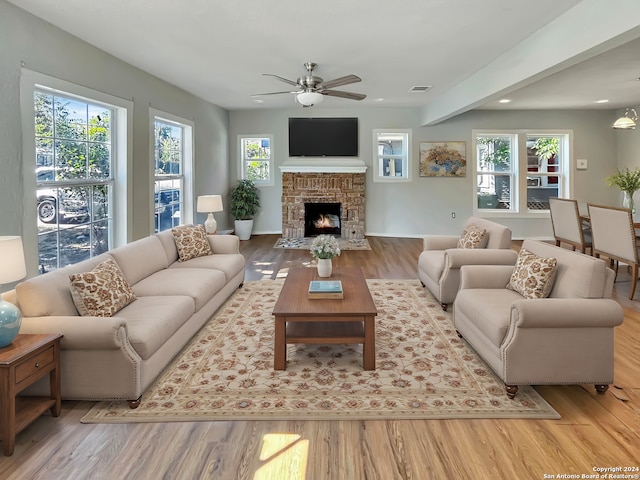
305,202,341,237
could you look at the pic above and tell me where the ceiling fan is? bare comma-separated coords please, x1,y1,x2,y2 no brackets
252,62,366,106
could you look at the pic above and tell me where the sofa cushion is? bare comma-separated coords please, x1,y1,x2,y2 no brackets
171,225,212,262
507,248,558,299
109,235,169,285
16,253,113,317
156,230,179,264
455,288,523,348
169,253,245,282
132,268,226,311
457,224,488,249
521,239,609,299
69,259,137,317
116,295,195,359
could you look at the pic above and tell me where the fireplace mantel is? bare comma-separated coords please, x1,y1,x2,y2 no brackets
279,158,367,173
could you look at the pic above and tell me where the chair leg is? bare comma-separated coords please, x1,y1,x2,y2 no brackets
629,264,639,300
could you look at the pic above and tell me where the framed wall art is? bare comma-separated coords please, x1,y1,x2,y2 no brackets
419,141,466,177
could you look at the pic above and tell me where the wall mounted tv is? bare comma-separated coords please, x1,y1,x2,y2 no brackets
288,117,358,157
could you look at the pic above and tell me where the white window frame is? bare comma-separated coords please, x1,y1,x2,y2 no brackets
373,129,412,182
149,109,194,233
239,134,274,186
20,69,131,275
472,129,573,218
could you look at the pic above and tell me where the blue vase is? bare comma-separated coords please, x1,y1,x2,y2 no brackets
0,300,22,348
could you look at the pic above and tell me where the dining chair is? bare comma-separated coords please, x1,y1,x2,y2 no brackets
587,203,639,299
549,197,592,254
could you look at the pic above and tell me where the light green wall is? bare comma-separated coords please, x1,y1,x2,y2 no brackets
0,1,229,277
230,107,622,239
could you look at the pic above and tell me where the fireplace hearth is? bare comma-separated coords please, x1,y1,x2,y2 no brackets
305,203,341,237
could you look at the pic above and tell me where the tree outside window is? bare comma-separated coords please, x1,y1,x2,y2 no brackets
35,91,113,272
241,136,272,184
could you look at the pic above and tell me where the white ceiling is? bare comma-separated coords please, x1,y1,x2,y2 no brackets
8,0,640,121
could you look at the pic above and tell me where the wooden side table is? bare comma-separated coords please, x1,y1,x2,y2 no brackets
0,333,62,456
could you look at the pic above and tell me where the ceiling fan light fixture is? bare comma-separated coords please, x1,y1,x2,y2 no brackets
613,108,638,130
297,91,324,106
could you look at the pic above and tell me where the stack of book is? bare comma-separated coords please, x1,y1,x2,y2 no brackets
308,280,344,299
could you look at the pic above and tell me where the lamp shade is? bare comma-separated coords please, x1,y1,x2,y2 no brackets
297,91,324,106
612,116,636,130
197,195,223,213
0,236,26,284
612,108,638,130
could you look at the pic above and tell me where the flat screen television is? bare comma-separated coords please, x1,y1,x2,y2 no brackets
288,117,358,157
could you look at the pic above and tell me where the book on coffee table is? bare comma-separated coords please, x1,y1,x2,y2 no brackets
308,280,344,299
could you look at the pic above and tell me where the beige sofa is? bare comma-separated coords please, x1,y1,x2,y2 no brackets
2,229,245,408
418,216,518,310
454,239,624,398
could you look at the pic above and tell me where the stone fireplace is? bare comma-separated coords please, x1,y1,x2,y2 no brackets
281,169,365,239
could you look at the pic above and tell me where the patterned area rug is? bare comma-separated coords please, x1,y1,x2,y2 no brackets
274,237,371,251
81,279,559,423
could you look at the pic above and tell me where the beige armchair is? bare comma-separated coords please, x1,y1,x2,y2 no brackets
549,197,592,254
418,216,517,310
454,239,624,398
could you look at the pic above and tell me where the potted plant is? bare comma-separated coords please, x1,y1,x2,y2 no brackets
310,234,341,277
230,179,260,240
606,166,640,214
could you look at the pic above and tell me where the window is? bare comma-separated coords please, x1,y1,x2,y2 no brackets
240,136,273,185
34,90,115,272
373,130,411,182
474,130,571,214
152,114,192,233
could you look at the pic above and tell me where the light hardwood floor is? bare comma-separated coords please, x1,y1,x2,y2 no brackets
0,235,638,480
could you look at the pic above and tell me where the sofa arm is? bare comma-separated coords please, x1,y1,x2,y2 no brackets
445,248,518,269
20,315,131,350
459,265,514,289
423,235,459,251
511,299,624,329
207,234,240,254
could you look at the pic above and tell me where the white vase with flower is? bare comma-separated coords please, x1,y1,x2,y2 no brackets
310,235,341,278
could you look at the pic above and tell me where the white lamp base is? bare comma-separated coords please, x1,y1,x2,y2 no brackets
204,213,217,234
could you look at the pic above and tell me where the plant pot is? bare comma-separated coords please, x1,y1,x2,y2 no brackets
317,258,332,277
234,219,254,240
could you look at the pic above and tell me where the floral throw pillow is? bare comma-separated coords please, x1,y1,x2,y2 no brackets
507,248,558,299
69,259,137,317
457,224,488,249
171,224,213,262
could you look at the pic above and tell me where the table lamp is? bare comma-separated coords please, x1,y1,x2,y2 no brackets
197,195,223,234
0,236,27,348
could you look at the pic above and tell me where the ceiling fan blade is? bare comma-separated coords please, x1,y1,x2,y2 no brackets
321,74,361,89
263,73,299,87
251,90,299,97
322,90,367,101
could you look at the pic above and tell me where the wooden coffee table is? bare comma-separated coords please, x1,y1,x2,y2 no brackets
272,267,377,371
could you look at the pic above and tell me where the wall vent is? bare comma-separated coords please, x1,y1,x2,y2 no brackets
409,86,432,93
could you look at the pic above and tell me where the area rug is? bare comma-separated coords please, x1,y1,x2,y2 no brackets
81,279,559,423
274,237,371,251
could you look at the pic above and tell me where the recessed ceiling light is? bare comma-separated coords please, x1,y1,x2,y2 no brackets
498,99,511,104
595,99,609,104
372,98,384,102
253,99,264,103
